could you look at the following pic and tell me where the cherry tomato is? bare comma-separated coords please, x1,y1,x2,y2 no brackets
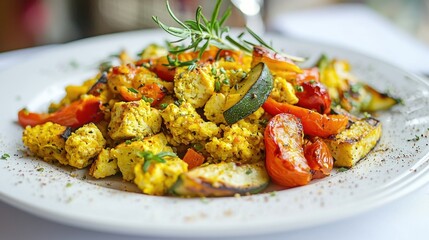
264,113,312,187
304,137,333,179
295,67,320,85
296,81,331,114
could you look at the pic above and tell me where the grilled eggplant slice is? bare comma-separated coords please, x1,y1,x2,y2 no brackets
323,118,381,168
170,162,269,197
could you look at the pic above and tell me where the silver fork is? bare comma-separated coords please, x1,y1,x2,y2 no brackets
231,0,265,35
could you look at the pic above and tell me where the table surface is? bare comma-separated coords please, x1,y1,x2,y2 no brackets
1,4,429,240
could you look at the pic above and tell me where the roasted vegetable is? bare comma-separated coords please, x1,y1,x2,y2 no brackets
251,46,302,75
18,96,103,128
223,62,273,125
317,55,400,114
323,118,382,168
263,97,349,138
182,148,205,170
361,85,401,112
264,113,311,187
304,137,334,179
294,68,331,115
170,162,269,197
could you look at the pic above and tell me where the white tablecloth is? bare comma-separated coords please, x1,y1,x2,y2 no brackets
1,4,429,240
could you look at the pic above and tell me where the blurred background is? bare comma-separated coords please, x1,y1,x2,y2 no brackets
0,0,428,53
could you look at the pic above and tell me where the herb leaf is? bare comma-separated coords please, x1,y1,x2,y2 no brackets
137,150,177,172
153,0,302,68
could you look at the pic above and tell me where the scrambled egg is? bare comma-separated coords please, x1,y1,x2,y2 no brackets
89,148,118,179
160,102,220,146
204,93,227,124
107,64,134,94
110,133,173,181
22,122,68,164
65,123,106,169
174,66,214,108
205,109,265,164
108,100,161,141
269,76,299,104
134,156,187,195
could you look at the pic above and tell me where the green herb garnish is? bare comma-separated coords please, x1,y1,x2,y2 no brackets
137,151,177,172
99,61,112,72
407,135,420,142
160,103,169,109
1,153,10,160
128,87,139,94
152,0,302,69
142,95,154,103
192,143,204,151
214,80,221,92
295,85,304,93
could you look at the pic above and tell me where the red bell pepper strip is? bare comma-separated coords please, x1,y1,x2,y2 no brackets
262,97,348,138
18,96,104,128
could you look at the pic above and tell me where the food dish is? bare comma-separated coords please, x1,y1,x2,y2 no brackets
1,29,429,236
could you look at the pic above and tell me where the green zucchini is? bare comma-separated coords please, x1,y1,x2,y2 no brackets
362,85,401,112
223,62,273,125
170,162,270,197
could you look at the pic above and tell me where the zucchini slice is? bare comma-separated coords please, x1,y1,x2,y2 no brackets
362,85,401,112
170,162,270,197
223,62,273,125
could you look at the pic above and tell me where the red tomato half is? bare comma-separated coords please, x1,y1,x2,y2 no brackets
264,113,312,187
304,137,333,179
296,81,331,114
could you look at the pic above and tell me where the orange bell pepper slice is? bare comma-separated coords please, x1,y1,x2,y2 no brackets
251,46,302,74
263,97,348,138
182,148,205,170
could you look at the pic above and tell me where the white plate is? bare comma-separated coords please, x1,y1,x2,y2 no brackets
1,29,429,237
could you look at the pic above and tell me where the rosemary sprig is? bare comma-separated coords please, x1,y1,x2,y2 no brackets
137,151,177,172
152,0,304,68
